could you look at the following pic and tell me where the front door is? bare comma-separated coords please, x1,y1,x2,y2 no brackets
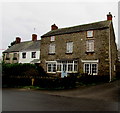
61,62,67,77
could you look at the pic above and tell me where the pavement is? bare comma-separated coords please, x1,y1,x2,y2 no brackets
31,79,120,102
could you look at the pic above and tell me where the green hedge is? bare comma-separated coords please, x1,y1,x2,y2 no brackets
2,63,44,77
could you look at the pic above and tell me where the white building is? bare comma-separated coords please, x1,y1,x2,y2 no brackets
3,34,41,64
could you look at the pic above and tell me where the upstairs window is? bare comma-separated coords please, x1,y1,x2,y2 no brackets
50,36,55,41
66,42,73,53
22,52,26,59
49,44,55,54
86,40,94,52
31,52,36,58
87,30,93,38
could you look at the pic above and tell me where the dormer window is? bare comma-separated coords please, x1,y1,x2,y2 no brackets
87,30,93,38
50,36,55,41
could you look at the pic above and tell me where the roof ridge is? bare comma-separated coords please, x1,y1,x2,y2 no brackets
58,20,109,30
42,20,111,37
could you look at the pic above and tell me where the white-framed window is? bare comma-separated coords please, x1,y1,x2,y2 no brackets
22,52,26,59
57,60,78,73
50,36,55,41
47,61,56,73
87,30,93,38
84,63,98,75
66,42,73,53
31,52,36,58
86,40,94,52
49,44,55,54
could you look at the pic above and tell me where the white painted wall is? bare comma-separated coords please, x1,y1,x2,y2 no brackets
19,51,40,64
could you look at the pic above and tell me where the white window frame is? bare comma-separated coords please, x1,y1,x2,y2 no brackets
31,52,36,58
50,36,55,41
86,40,94,52
46,61,57,73
56,60,78,73
84,63,98,75
66,42,73,53
87,30,93,37
22,52,26,59
49,44,55,54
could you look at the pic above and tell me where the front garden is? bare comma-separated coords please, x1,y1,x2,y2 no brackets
2,63,119,89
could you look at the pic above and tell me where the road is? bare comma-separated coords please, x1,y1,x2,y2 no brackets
2,87,119,111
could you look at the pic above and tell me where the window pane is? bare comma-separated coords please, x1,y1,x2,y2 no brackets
49,44,55,53
87,30,93,37
32,52,36,58
74,64,78,71
48,64,51,72
50,36,55,41
68,64,73,71
85,64,89,73
53,64,56,72
86,40,94,52
22,53,26,58
66,42,73,53
57,63,61,71
92,64,97,74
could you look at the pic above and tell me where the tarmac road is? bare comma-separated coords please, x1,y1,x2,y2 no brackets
2,85,119,111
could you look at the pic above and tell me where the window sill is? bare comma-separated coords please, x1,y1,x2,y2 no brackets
85,51,95,54
65,52,73,54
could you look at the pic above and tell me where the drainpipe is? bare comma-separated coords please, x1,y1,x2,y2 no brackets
109,27,112,82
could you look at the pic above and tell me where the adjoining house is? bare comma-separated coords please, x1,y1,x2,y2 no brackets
40,12,117,81
3,34,41,64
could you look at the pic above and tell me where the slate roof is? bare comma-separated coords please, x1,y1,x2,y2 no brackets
41,20,111,37
3,40,41,53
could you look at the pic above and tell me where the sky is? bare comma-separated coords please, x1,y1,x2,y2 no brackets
0,0,119,57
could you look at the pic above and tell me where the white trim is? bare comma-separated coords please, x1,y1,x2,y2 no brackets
84,63,98,75
81,59,99,63
46,61,57,63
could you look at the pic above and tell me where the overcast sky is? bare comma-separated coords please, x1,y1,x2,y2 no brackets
0,1,119,57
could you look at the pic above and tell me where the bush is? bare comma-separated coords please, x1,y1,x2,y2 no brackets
77,74,109,84
2,63,39,77
34,76,77,89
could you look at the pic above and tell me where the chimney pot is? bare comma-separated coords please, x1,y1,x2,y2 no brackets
51,24,58,30
32,34,37,41
107,12,112,20
16,37,21,44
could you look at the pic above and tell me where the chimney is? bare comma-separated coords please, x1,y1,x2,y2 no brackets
16,37,21,44
107,12,112,20
51,24,58,30
32,34,37,41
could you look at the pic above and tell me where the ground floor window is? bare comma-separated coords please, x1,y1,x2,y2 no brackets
46,60,78,73
47,62,56,73
57,60,78,73
84,63,98,75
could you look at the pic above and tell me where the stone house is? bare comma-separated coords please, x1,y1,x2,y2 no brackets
3,34,40,64
40,12,117,81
